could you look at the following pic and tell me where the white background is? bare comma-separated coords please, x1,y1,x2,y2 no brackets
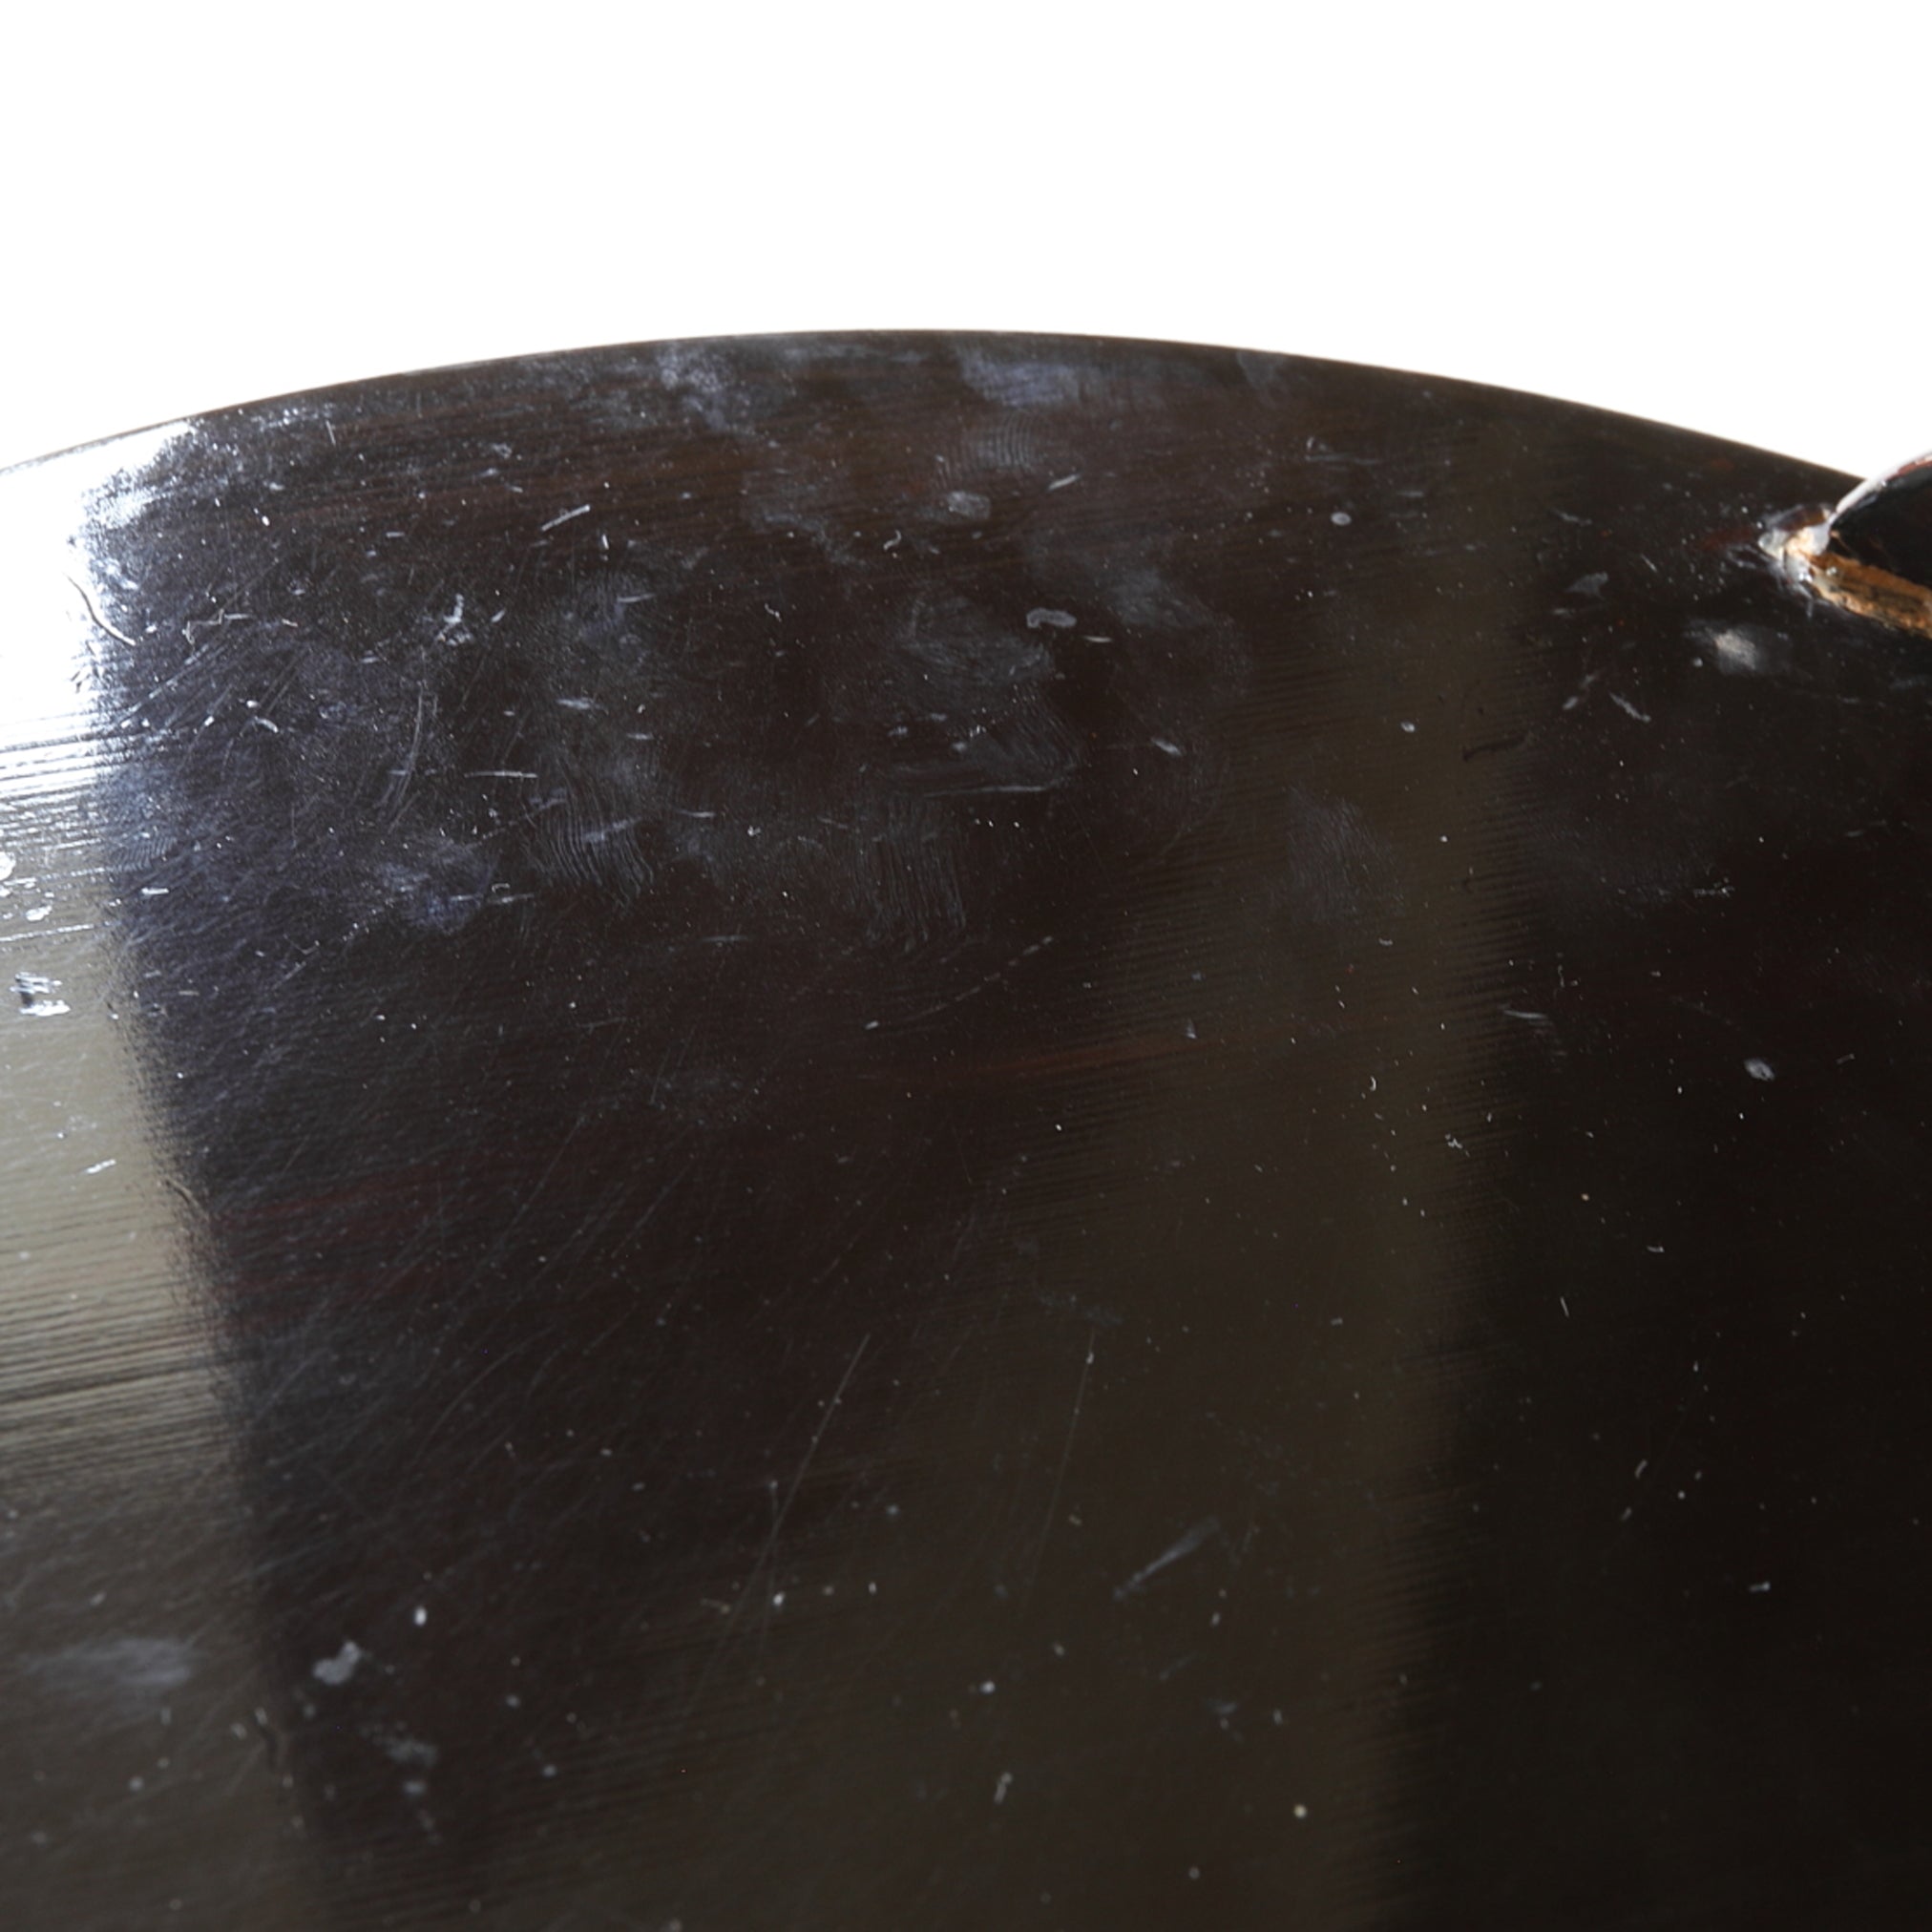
1,3,1923,479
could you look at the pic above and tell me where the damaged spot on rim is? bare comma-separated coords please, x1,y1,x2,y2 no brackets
1767,452,1932,637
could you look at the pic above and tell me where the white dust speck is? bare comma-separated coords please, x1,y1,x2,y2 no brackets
993,1771,1013,1804
1293,1803,1310,1819
0,852,13,881
1330,510,1352,526
945,491,992,520
1609,692,1652,724
312,1640,366,1686
84,1159,116,1176
14,973,69,1018
1744,1058,1775,1082
1711,628,1764,674
412,1606,428,1628
1399,721,1417,733
1026,607,1077,630
1748,1580,1772,1594
538,503,591,533
1150,737,1185,758
380,1732,439,1768
26,906,52,922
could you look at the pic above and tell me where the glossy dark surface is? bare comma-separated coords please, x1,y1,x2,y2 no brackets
1826,451,1932,587
3,335,1928,1930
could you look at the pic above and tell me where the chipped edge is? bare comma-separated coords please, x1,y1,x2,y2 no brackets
1765,507,1932,639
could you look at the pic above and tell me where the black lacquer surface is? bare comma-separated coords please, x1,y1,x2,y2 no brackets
3,335,1928,1929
